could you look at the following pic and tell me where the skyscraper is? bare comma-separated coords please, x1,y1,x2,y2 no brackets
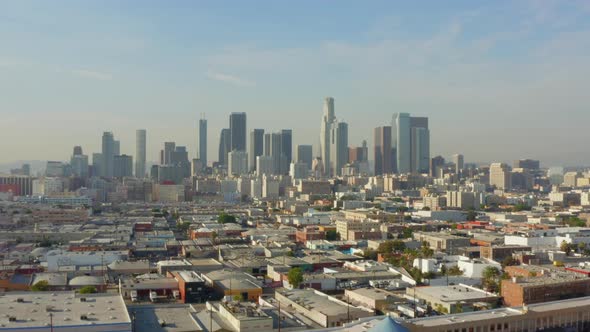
280,129,292,167
135,129,146,178
329,121,348,176
198,119,207,167
101,132,115,178
490,163,512,190
296,145,313,170
430,155,445,177
114,140,120,156
320,97,335,176
374,126,393,175
453,154,464,175
218,128,231,166
114,155,133,178
269,132,283,174
164,142,176,165
249,129,264,172
229,112,247,152
71,147,88,178
392,113,410,174
392,113,430,174
73,146,83,156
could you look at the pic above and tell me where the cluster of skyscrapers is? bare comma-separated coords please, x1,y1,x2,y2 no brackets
44,97,432,183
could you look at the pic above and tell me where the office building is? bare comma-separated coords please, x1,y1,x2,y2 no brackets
349,140,368,163
70,148,89,178
392,113,430,174
374,126,393,175
256,155,275,176
46,161,65,177
164,141,176,165
218,128,231,166
329,121,348,176
453,153,464,175
249,129,264,172
514,158,540,170
296,144,313,169
135,129,146,178
410,117,430,174
229,112,247,152
290,161,308,179
489,162,512,190
91,153,102,177
114,155,133,178
198,118,207,167
228,150,248,176
429,155,445,177
0,174,33,196
101,132,115,178
114,140,120,156
320,97,335,177
281,129,292,166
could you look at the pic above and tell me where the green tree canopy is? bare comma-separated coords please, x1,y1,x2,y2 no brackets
31,280,49,292
288,267,304,288
79,286,97,294
218,213,237,224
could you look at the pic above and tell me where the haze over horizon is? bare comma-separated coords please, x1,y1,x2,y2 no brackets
1,0,589,167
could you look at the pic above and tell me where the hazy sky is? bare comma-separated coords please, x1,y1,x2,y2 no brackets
1,0,589,167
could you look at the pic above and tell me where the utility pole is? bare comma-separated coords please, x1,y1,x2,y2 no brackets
209,306,213,332
50,313,53,332
278,301,281,332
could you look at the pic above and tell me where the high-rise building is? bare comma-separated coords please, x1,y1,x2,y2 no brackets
430,156,445,177
392,113,430,174
249,129,264,172
228,150,248,176
329,121,348,176
135,129,146,178
490,163,512,190
46,161,65,177
171,146,191,178
349,140,368,164
256,155,275,176
71,147,89,178
92,153,103,177
269,132,284,174
264,133,271,156
114,140,120,156
281,129,292,166
374,126,393,175
290,162,308,180
114,155,133,178
452,154,464,176
164,142,176,165
296,145,313,170
229,112,247,152
320,97,335,177
198,119,207,167
513,159,540,170
73,146,83,156
218,128,231,166
411,125,430,174
101,132,115,178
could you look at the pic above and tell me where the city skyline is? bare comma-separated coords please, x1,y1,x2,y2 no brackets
1,1,590,166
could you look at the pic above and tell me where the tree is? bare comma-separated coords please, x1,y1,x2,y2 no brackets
466,210,477,221
421,206,431,211
31,280,49,292
447,266,463,276
287,268,304,288
401,228,413,239
79,286,97,294
482,266,500,280
501,256,519,268
218,213,237,224
325,230,340,241
560,240,572,255
363,249,378,260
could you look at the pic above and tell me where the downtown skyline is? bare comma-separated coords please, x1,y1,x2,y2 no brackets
1,1,590,166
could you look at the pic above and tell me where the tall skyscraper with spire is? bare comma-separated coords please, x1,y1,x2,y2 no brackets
135,129,146,178
320,97,335,176
198,118,207,166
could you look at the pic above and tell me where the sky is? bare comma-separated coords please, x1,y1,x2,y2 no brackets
1,0,589,168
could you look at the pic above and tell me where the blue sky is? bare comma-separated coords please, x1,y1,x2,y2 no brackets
1,0,589,166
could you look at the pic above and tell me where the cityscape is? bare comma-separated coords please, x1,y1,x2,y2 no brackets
1,1,590,332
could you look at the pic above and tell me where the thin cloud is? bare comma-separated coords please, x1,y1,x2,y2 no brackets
206,71,255,87
72,69,113,81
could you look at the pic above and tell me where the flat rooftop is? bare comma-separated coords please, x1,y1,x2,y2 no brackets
411,307,523,327
0,291,130,328
128,304,202,332
413,285,498,303
277,289,373,316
